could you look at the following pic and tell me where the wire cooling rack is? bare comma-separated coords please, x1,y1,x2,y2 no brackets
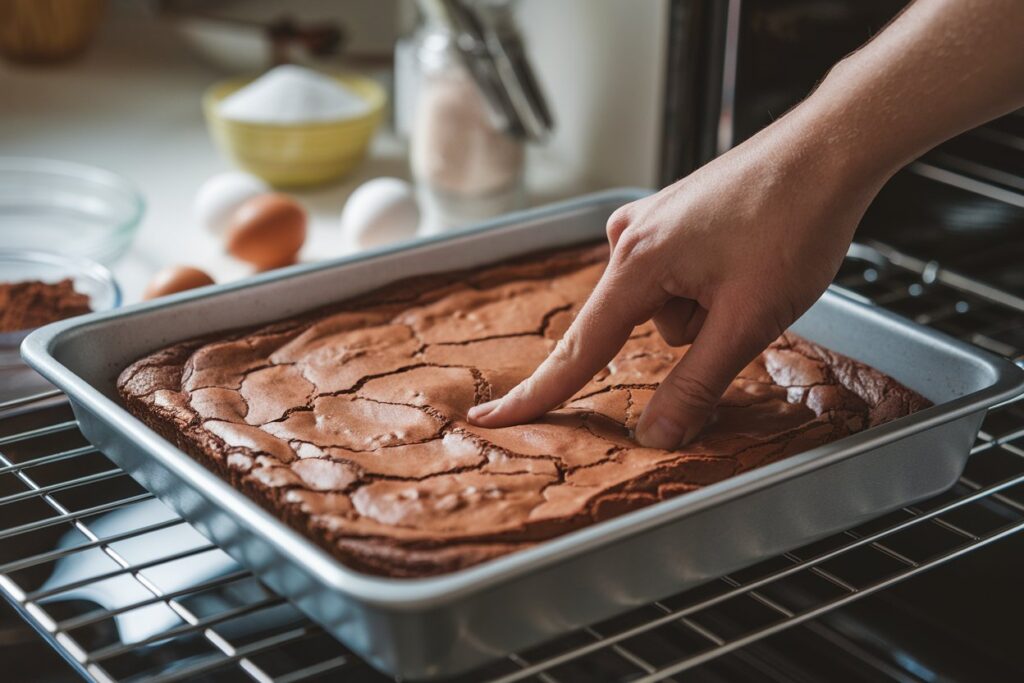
1,243,1023,683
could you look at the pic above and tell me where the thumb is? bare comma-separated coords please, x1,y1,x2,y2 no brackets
635,297,778,449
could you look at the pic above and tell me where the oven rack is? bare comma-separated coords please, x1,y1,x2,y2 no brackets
1,245,1022,683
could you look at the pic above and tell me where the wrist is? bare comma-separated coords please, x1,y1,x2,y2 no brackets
808,50,938,181
786,70,903,195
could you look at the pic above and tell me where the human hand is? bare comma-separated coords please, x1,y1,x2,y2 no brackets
467,106,891,449
467,0,1024,448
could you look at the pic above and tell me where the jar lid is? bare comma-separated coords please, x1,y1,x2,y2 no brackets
419,0,553,141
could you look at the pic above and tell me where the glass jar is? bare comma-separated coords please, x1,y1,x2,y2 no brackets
409,6,526,235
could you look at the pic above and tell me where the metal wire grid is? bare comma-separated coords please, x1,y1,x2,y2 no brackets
1,246,1023,683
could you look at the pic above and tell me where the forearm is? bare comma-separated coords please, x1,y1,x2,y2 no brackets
797,0,1024,182
474,0,1023,444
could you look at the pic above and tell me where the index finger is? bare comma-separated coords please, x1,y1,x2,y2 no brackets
468,265,659,427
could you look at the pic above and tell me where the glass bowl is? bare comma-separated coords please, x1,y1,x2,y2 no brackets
0,157,145,264
0,250,120,401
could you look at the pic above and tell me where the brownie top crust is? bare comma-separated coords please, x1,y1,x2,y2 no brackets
118,244,930,577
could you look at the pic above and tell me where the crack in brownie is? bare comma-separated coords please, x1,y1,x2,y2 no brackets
118,244,930,577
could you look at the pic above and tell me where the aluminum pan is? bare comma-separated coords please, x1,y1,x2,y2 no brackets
22,189,1024,677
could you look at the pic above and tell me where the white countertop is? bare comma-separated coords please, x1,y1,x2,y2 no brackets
2,9,586,303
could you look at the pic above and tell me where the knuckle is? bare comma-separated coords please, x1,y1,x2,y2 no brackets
551,330,583,364
605,207,631,244
663,372,720,413
610,227,647,266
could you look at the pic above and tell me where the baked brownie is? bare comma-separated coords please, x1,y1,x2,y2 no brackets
118,244,930,577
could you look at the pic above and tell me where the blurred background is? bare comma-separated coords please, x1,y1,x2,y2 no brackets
1,0,669,302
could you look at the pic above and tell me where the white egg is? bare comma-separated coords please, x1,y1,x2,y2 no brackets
193,172,270,235
340,178,420,251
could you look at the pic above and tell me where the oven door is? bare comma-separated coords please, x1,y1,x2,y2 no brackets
658,1,1024,680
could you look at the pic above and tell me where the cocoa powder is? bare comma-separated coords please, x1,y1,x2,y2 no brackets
0,279,92,332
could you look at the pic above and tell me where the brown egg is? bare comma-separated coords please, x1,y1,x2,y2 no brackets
143,266,215,300
225,193,306,269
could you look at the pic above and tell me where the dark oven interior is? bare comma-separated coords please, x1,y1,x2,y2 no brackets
660,1,1024,680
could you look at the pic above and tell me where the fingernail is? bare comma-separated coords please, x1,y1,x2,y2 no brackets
468,399,500,423
637,416,685,450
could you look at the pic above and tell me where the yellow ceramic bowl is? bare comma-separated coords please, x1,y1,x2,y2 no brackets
203,73,386,187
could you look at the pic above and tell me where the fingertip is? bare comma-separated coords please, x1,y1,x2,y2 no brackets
635,409,702,450
635,414,682,450
470,397,539,428
467,399,500,425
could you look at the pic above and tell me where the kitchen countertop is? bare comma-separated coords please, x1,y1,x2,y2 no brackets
1,8,586,303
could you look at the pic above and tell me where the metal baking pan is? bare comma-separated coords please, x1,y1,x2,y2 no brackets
23,189,1024,679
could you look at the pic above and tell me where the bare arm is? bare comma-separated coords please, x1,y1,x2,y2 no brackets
469,0,1024,449
812,0,1024,179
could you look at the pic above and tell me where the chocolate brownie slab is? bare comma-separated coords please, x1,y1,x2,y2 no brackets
118,244,929,577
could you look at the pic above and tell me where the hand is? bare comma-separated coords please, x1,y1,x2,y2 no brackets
466,0,1024,448
468,104,890,449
